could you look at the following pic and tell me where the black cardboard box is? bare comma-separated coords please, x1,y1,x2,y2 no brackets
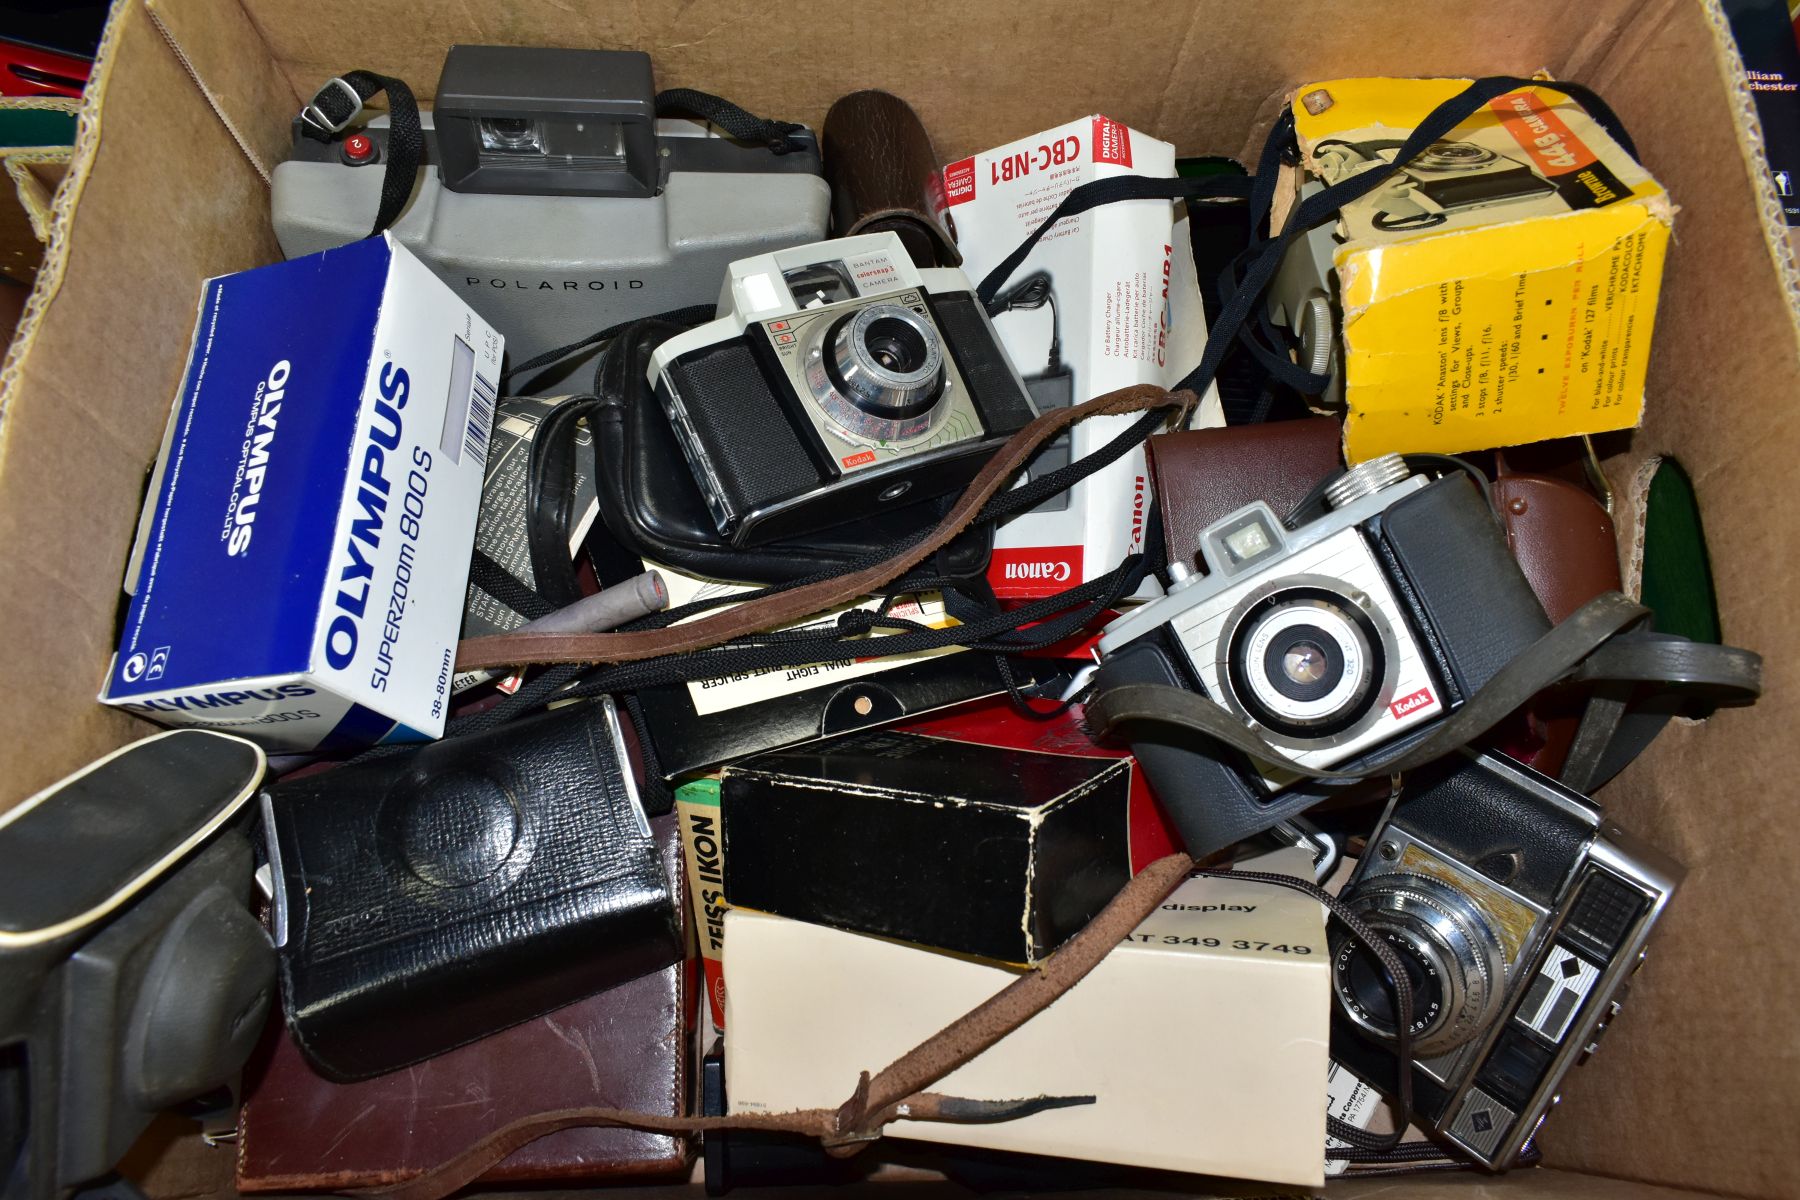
720,729,1131,964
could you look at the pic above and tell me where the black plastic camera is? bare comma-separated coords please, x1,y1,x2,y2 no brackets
0,731,272,1200
1328,750,1681,1169
647,232,1038,546
1092,455,1551,857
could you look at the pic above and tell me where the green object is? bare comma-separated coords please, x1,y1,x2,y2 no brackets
1175,155,1248,179
1639,460,1722,643
676,777,720,806
0,109,76,149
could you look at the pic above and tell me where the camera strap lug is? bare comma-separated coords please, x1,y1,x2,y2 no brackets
300,76,365,139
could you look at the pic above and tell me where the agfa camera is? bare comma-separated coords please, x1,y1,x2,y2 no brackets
1093,455,1550,857
1328,750,1681,1170
272,46,830,373
647,232,1038,546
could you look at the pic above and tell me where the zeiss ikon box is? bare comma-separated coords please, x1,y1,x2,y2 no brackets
101,236,502,751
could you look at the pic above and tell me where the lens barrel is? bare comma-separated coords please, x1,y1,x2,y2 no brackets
826,304,945,420
1332,872,1508,1058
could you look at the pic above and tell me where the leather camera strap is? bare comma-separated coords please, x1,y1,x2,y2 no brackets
456,385,1193,671
1087,592,1762,788
345,852,1418,1200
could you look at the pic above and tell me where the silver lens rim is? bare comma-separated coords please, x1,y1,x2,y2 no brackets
1416,141,1498,172
831,303,945,417
1238,599,1373,728
1334,872,1508,1058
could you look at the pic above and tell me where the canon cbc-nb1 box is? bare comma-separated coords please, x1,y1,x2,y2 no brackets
724,853,1330,1186
100,236,501,751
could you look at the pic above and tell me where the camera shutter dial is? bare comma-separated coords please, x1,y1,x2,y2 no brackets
1333,872,1508,1058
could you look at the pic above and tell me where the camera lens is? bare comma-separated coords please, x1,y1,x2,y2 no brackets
1332,872,1508,1058
1417,140,1497,171
477,116,546,154
1341,936,1438,1033
1226,589,1382,738
823,303,946,426
863,315,930,374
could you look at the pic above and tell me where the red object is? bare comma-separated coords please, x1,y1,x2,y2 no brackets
342,133,375,163
898,694,1184,871
0,39,89,98
1090,115,1134,166
941,156,977,206
988,544,1085,598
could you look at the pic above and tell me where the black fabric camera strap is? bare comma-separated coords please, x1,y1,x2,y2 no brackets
653,88,809,153
297,70,422,238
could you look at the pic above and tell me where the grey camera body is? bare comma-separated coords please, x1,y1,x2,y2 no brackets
271,47,830,373
1328,750,1681,1170
0,730,273,1200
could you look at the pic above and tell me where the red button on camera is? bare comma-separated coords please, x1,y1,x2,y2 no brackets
343,133,375,164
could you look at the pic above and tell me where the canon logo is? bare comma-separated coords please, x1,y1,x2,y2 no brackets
1389,687,1437,719
1004,560,1073,582
1129,474,1147,552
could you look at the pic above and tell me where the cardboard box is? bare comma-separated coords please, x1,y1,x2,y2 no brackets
721,729,1132,964
896,694,1183,872
99,237,501,750
724,852,1330,1185
939,116,1215,599
1281,78,1671,462
675,776,730,1030
1,2,1795,1196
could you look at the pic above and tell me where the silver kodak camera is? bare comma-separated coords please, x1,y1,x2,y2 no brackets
271,46,830,373
647,232,1037,546
1329,750,1682,1170
1097,456,1545,788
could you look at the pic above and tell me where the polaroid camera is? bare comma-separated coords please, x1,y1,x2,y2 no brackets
647,232,1038,546
272,46,830,373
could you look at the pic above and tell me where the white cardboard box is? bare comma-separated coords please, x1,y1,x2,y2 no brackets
724,851,1330,1186
939,116,1217,599
100,236,501,751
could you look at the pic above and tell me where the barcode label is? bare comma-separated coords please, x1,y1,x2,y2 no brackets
438,335,494,466
465,368,496,463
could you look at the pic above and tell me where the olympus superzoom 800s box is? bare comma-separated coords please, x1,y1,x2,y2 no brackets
939,116,1215,600
101,236,501,751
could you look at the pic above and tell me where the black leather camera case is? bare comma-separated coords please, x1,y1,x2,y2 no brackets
266,701,680,1081
1095,474,1550,857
